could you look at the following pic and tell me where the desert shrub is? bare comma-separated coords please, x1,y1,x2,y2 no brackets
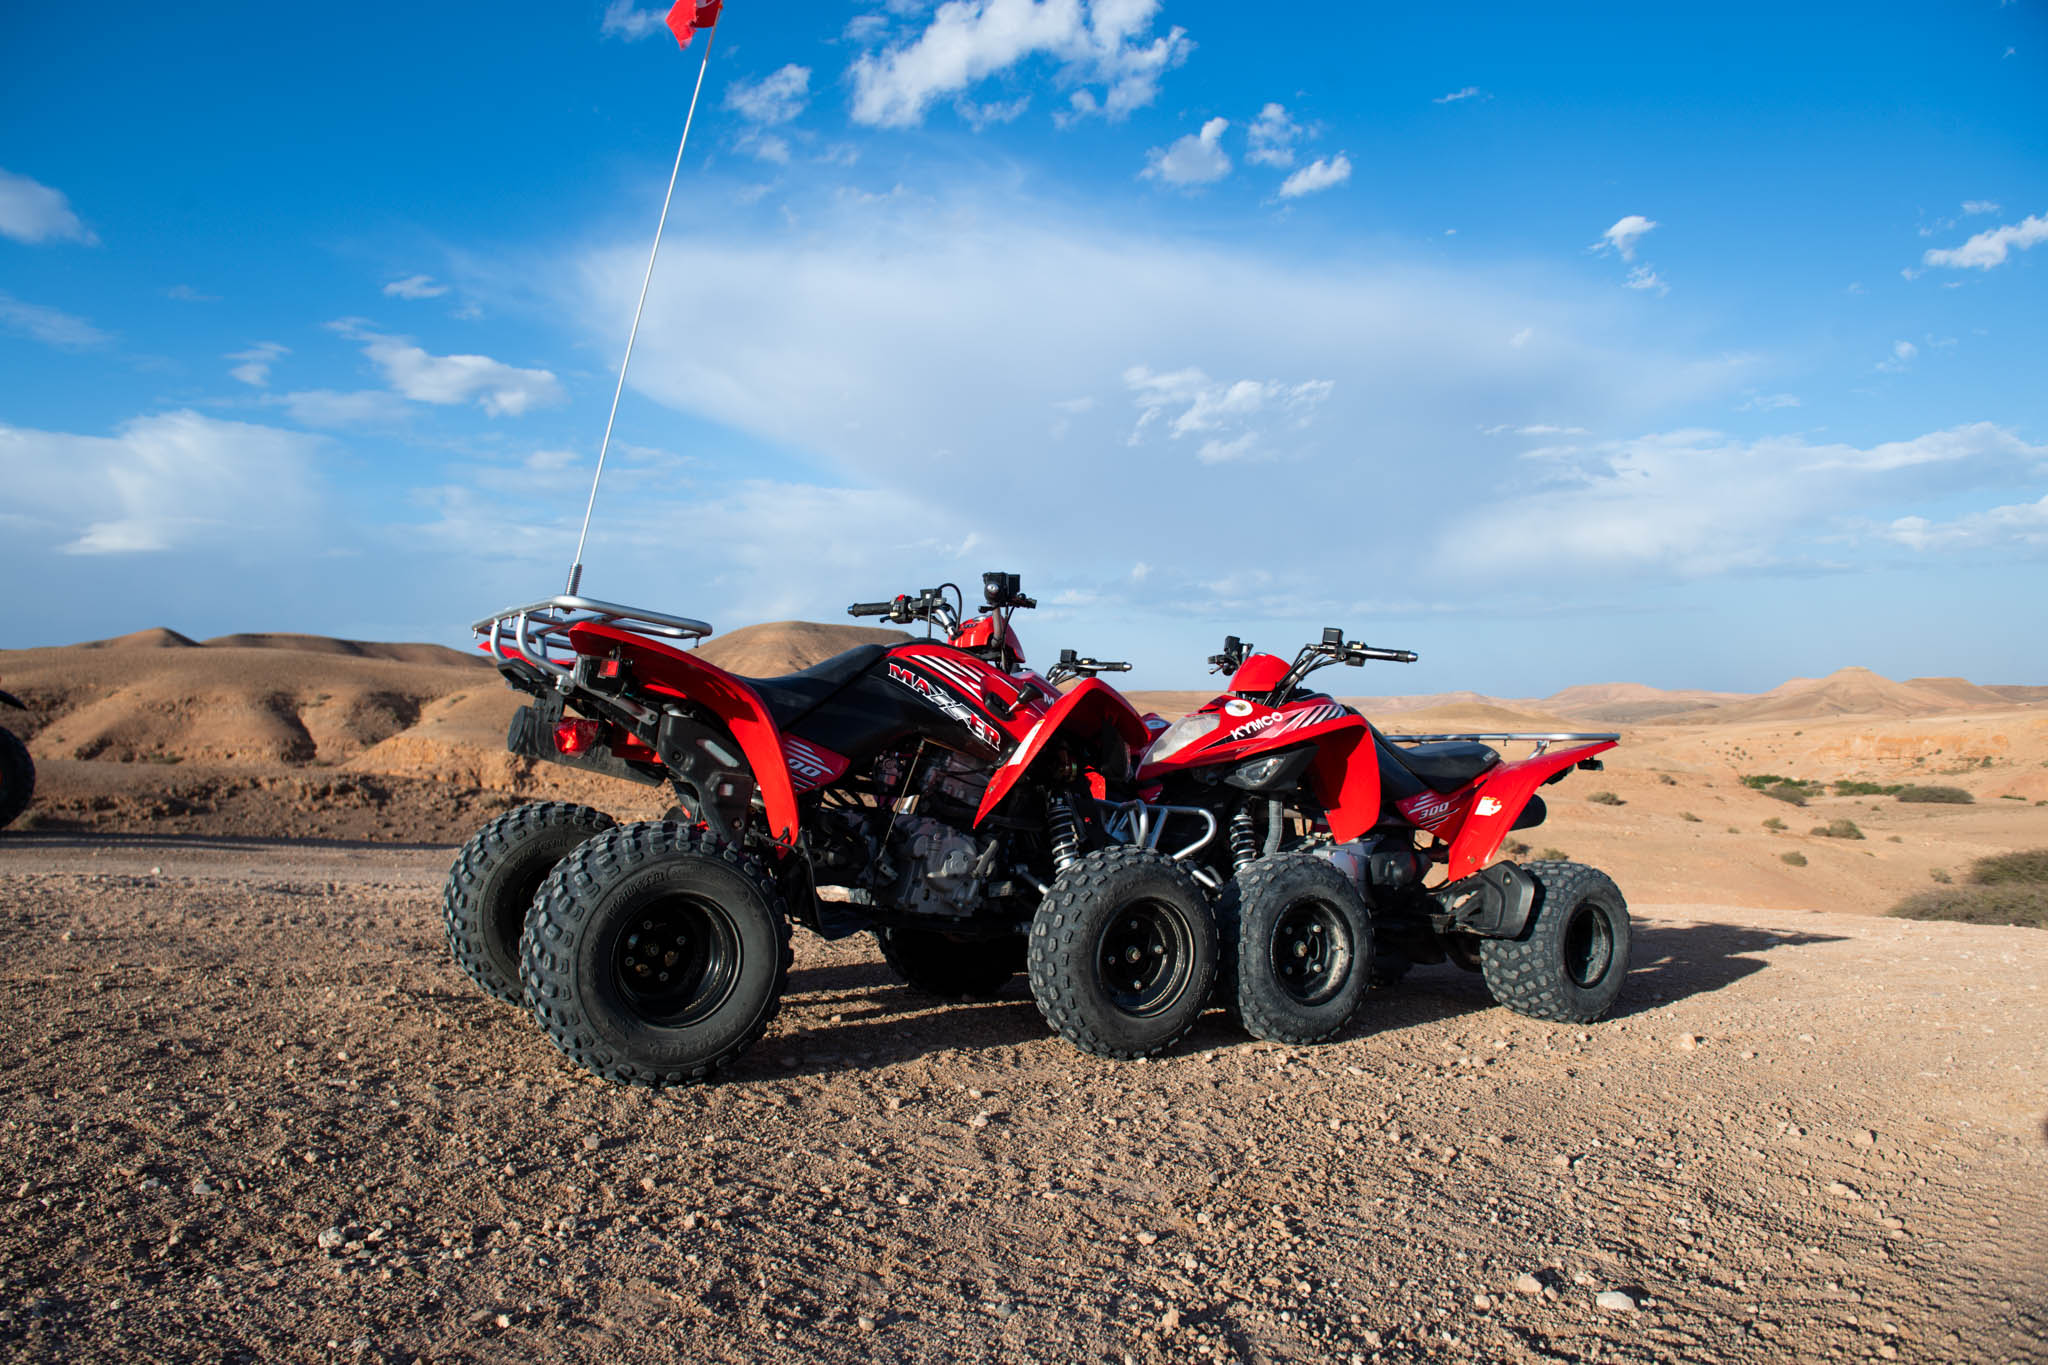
1657,774,1677,786
1678,811,1701,823
1761,784,1809,805
1930,868,1952,884
1538,848,1568,861
1969,849,2048,885
1833,780,1904,796
1810,819,1864,840
1897,786,1973,804
1886,835,1902,843
1889,883,2048,930
1587,791,1624,806
1780,851,1807,867
1762,816,1787,831
2000,794,2025,801
1740,774,1795,789
1503,839,1531,858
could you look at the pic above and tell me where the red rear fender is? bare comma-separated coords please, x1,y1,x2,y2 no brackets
1442,740,1617,879
974,679,1149,827
566,622,802,845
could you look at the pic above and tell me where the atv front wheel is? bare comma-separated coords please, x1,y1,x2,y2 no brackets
522,821,791,1086
876,926,1025,1001
0,728,32,831
1028,847,1217,1059
442,802,615,1004
1478,860,1631,1023
1219,853,1372,1044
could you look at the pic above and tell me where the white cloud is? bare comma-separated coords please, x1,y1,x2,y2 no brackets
1142,117,1230,187
227,341,289,388
0,168,96,245
270,389,412,428
1277,154,1351,199
1124,365,1334,462
1961,200,2001,216
737,131,792,164
1482,423,1591,437
1433,86,1484,104
1876,339,1917,373
1921,212,2048,270
1593,215,1657,261
726,65,811,125
167,284,219,303
1885,493,2048,551
849,0,1191,128
1623,265,1668,295
1739,392,1801,411
957,94,1033,128
0,411,324,555
599,2,667,40
0,291,108,349
1245,103,1300,168
335,324,565,417
1452,422,2048,579
383,274,449,300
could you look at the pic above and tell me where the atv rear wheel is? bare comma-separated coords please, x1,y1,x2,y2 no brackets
1478,860,1630,1023
1028,847,1217,1059
876,926,1025,1001
442,802,615,1004
522,821,791,1086
0,728,33,832
1219,853,1372,1044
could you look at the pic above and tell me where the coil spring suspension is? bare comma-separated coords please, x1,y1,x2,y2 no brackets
1046,793,1084,873
1228,806,1261,872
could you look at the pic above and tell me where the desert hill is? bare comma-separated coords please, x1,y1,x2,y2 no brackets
1660,666,2004,725
692,620,914,677
72,627,201,650
201,632,489,669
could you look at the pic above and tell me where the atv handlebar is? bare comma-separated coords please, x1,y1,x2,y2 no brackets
847,601,897,618
1046,649,1131,685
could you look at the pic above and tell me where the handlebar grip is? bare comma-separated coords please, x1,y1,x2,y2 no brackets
1357,647,1419,663
847,601,895,618
1101,661,1132,672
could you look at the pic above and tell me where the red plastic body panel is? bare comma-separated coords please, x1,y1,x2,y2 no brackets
1228,653,1290,694
1135,695,1382,843
948,613,1025,664
974,678,1150,827
1440,740,1618,879
780,736,850,794
883,644,1048,754
565,622,802,845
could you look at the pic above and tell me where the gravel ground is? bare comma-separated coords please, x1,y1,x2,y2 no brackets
1,832,2043,1365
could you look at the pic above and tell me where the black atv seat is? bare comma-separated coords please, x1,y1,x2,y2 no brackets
741,644,889,730
1382,739,1500,794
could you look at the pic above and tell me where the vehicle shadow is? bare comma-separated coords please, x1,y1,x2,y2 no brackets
0,830,457,855
748,917,1850,1078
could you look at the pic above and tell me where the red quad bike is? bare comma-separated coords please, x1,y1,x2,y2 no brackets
1131,629,1628,1043
442,571,1219,1086
0,686,33,831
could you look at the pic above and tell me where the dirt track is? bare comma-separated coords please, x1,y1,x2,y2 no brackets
1,834,2044,1364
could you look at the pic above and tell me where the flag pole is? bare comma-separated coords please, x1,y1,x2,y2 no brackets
566,27,720,598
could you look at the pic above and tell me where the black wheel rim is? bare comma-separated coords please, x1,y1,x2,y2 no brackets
1096,899,1195,1018
610,893,742,1026
1267,896,1353,1006
1561,901,1616,988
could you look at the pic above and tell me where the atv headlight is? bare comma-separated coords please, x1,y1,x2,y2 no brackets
1140,713,1221,768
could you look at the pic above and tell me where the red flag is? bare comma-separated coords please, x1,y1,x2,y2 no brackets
666,0,721,49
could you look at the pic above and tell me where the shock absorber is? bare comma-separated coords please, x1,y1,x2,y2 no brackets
1045,792,1084,873
1229,804,1260,872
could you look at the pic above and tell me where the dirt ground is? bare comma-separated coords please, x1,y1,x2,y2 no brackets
2,833,2043,1364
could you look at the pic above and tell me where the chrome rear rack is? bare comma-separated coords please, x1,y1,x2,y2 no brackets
1380,731,1620,757
474,594,711,688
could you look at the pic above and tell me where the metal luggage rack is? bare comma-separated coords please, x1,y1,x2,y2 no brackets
474,594,712,687
1380,731,1620,756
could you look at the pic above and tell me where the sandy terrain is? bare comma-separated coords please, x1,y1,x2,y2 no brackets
1,624,2045,1362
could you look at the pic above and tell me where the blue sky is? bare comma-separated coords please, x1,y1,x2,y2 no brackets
2,0,2044,695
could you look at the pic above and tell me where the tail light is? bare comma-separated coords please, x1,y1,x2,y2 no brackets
553,719,604,756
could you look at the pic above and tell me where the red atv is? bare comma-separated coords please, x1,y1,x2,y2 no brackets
1130,630,1628,1043
0,686,32,831
444,572,1218,1085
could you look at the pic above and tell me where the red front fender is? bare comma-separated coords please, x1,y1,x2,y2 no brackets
974,679,1150,828
1441,740,1617,880
566,623,802,845
1306,718,1380,844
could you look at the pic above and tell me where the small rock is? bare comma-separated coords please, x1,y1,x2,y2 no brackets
1512,1273,1546,1297
856,1315,876,1332
1135,1231,1158,1246
1472,1293,1493,1310
1362,1330,1383,1348
1674,1034,1700,1052
1594,1289,1640,1312
1826,1181,1860,1199
1850,1129,1877,1149
493,1314,512,1329
1160,1307,1180,1333
190,1178,215,1196
316,1227,347,1252
581,1135,602,1152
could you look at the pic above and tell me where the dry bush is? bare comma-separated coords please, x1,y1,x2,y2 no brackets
1810,819,1864,840
1678,811,1701,822
1587,791,1624,806
1971,850,2048,884
1780,851,1807,867
1538,847,1568,861
1890,848,2048,930
1896,786,1973,804
1930,868,1952,884
1762,816,1787,831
